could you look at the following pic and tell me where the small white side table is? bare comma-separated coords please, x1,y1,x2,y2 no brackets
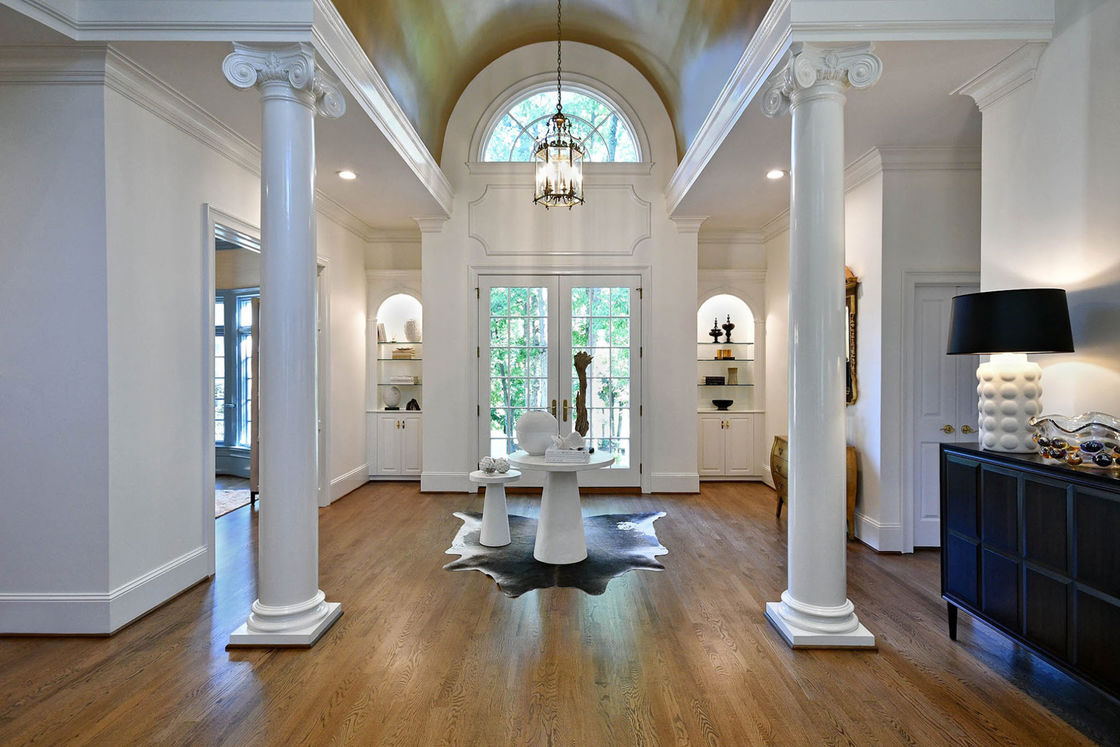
507,451,615,564
468,469,521,547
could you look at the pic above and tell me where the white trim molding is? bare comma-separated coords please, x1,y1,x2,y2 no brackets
954,42,1048,112
649,472,701,494
0,546,208,634
421,471,473,493
854,511,904,553
330,463,369,503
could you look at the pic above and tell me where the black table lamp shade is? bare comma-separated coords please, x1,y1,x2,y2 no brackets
947,288,1074,355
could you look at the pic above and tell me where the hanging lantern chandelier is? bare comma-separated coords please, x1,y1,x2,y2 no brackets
533,0,584,209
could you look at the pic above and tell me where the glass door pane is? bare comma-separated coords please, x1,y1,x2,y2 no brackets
478,277,559,487
561,277,640,487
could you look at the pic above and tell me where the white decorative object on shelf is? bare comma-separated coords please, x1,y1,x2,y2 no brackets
479,456,496,473
552,431,585,450
493,456,510,473
384,385,402,409
404,318,422,342
545,446,590,464
977,353,1040,452
515,410,558,455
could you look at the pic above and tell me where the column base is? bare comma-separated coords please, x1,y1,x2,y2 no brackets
227,602,342,648
765,601,876,649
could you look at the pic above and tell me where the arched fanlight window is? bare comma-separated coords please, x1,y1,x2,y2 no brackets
483,88,640,163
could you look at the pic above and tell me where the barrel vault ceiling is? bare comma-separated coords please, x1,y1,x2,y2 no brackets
332,0,772,162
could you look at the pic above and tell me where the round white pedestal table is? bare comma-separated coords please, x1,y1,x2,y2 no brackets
468,469,521,547
506,451,615,564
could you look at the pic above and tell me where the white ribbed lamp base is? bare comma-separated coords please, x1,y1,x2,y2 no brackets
977,353,1042,453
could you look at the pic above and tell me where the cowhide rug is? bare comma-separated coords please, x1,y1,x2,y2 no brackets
443,511,667,597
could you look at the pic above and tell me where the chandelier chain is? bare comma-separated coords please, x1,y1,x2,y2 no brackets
556,0,562,114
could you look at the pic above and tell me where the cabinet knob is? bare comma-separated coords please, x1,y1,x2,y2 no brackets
940,424,955,434
961,425,976,434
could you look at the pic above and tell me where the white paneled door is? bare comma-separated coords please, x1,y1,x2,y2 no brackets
478,275,641,488
911,282,979,547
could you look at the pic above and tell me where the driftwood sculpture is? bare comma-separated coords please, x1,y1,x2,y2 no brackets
574,351,592,436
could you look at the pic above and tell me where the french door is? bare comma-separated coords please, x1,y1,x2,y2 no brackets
478,274,641,488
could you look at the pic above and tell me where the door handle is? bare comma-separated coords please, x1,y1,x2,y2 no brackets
563,399,569,422
961,425,976,434
941,424,955,434
551,399,557,418
401,420,406,429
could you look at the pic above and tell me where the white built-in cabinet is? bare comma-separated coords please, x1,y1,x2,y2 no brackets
698,412,761,478
369,412,422,476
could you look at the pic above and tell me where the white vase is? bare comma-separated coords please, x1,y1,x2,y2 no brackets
404,318,422,343
384,385,402,409
515,411,558,455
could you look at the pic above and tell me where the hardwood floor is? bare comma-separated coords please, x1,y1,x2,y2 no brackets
2,482,1117,745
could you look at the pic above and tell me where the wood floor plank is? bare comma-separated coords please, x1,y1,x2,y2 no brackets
1,481,1118,745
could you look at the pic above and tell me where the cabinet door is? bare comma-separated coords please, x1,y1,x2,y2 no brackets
724,414,756,476
697,414,725,476
400,415,422,475
377,415,401,474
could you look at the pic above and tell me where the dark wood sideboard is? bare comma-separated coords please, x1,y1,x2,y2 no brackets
940,442,1120,702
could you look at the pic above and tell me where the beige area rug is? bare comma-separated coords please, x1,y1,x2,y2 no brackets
215,489,251,518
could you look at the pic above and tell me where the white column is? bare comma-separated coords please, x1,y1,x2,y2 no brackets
761,44,880,648
222,43,346,647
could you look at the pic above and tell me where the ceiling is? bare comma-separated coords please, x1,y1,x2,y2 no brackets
332,0,772,162
117,41,447,231
675,39,1025,230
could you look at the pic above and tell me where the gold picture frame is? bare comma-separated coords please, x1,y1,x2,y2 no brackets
846,267,859,405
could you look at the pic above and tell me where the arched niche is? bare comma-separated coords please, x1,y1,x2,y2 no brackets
375,293,423,343
697,293,755,343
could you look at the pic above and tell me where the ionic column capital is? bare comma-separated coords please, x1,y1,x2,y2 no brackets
222,42,345,119
762,43,882,118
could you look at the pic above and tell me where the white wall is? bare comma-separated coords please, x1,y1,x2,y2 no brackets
422,42,696,493
764,149,982,550
0,71,112,632
978,0,1120,416
762,225,790,488
1,46,369,633
316,216,369,502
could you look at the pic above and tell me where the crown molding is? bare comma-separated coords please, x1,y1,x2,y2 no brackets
414,217,449,234
666,0,792,216
698,229,764,246
366,228,422,244
465,162,656,178
2,0,313,41
954,42,1048,112
0,44,108,85
671,216,709,235
311,0,452,219
760,211,790,243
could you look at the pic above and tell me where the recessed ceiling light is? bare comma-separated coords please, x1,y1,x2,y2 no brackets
766,169,786,180
337,170,357,180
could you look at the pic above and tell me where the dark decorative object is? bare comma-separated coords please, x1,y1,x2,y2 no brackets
708,318,721,343
721,315,735,343
444,511,667,597
573,351,592,436
405,398,420,411
704,376,726,385
940,443,1120,702
712,399,733,411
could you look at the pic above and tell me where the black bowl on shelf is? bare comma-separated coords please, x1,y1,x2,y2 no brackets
712,399,733,411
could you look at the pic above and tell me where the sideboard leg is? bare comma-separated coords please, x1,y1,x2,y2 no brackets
947,602,958,641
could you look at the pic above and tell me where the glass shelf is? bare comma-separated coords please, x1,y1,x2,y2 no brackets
378,340,422,344
378,382,421,386
698,383,754,387
376,358,422,361
697,358,754,362
696,341,753,345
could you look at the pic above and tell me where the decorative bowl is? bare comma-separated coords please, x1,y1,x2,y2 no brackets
712,399,733,411
515,410,558,455
1029,411,1120,470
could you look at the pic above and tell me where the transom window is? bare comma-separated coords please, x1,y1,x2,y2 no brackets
483,89,639,163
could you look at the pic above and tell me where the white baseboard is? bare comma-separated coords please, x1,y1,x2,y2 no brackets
761,465,775,489
330,463,368,503
421,471,472,493
649,472,700,493
854,511,904,552
0,546,209,634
